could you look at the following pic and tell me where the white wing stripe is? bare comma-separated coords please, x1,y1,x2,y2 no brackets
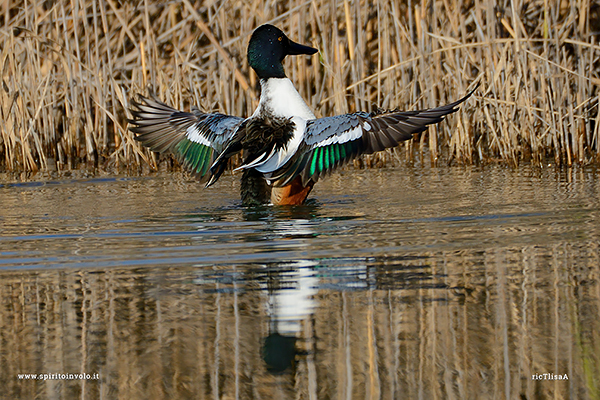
186,125,212,147
234,151,270,170
315,126,362,147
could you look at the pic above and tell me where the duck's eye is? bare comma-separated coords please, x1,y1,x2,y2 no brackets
278,36,283,41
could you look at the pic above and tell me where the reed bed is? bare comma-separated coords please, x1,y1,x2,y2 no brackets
1,0,599,175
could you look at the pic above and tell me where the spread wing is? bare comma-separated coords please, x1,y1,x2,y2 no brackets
128,94,244,179
269,88,476,186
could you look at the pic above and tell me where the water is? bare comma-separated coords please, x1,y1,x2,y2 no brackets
1,164,599,399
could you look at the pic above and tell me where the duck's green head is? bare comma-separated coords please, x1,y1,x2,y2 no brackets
247,24,317,79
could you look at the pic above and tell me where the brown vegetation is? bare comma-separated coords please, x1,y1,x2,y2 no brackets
1,0,599,176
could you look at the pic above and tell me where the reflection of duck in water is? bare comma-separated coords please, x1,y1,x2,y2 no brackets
261,259,317,373
130,24,476,206
262,332,298,374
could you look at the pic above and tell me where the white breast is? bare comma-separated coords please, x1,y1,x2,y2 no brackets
252,78,316,120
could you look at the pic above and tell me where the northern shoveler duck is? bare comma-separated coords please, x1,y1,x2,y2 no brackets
129,24,476,206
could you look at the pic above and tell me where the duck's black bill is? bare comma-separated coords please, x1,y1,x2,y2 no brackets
287,40,318,56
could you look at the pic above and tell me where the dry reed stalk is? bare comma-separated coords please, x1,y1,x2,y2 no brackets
0,0,599,176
